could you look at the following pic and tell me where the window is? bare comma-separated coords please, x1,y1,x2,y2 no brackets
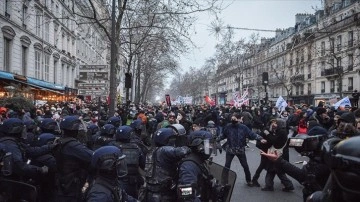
348,77,353,91
321,81,325,93
62,10,66,24
330,80,335,92
330,38,334,53
22,4,28,28
347,55,353,71
337,35,342,51
337,57,342,69
300,85,304,95
36,9,42,37
62,64,66,85
5,0,11,18
54,23,59,47
54,60,58,83
321,62,325,76
44,15,50,42
35,50,41,79
307,83,311,94
3,38,11,72
307,65,311,79
321,41,325,56
44,54,50,80
22,46,28,75
348,31,353,47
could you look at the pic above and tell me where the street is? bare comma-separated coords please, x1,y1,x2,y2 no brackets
212,142,308,202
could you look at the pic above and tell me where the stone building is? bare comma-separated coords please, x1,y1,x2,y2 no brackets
215,0,360,106
0,0,111,101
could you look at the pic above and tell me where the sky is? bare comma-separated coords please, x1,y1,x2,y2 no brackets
179,0,323,70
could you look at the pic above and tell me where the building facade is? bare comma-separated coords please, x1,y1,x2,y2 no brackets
215,0,360,106
0,0,111,101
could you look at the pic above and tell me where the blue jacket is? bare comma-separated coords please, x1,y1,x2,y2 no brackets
221,123,262,149
0,137,51,179
86,177,138,202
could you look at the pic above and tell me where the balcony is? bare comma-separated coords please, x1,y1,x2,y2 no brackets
243,83,254,88
290,74,305,85
324,67,342,77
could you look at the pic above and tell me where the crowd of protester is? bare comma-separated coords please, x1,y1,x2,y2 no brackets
0,98,359,201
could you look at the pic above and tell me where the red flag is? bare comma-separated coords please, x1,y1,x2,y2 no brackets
204,96,215,106
165,94,172,106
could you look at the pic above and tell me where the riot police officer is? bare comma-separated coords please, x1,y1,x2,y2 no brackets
307,136,360,202
32,133,58,202
52,115,93,202
85,146,138,202
111,125,145,198
141,128,191,202
107,116,122,128
177,130,220,202
261,126,331,201
93,124,116,150
39,118,60,136
86,124,100,149
0,118,50,181
24,120,38,146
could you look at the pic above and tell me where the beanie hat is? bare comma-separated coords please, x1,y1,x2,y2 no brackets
316,107,327,116
339,112,356,125
307,126,328,137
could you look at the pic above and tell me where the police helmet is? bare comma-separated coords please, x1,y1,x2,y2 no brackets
107,116,122,128
289,126,328,155
167,124,186,136
40,118,59,132
188,130,213,159
115,126,133,142
0,118,25,137
60,116,82,131
130,119,142,130
100,124,116,137
328,136,360,200
24,120,37,131
91,146,127,178
154,128,177,147
87,124,100,135
36,133,56,146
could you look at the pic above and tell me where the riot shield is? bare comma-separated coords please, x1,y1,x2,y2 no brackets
205,160,236,202
0,179,37,202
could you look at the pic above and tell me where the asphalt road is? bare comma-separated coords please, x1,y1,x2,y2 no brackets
212,141,309,202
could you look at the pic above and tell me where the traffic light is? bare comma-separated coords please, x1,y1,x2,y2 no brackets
125,73,132,88
262,72,268,85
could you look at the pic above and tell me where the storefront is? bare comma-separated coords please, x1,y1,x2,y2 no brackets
0,70,75,102
314,94,340,107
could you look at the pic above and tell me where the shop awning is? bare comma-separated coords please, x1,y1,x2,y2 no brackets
0,71,14,80
27,77,65,91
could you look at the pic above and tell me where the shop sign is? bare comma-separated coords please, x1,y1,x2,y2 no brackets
78,89,107,96
79,65,108,70
77,83,107,88
78,72,108,80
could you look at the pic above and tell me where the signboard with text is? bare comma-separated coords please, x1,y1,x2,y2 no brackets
77,83,107,88
79,65,108,70
78,89,107,96
79,72,109,81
